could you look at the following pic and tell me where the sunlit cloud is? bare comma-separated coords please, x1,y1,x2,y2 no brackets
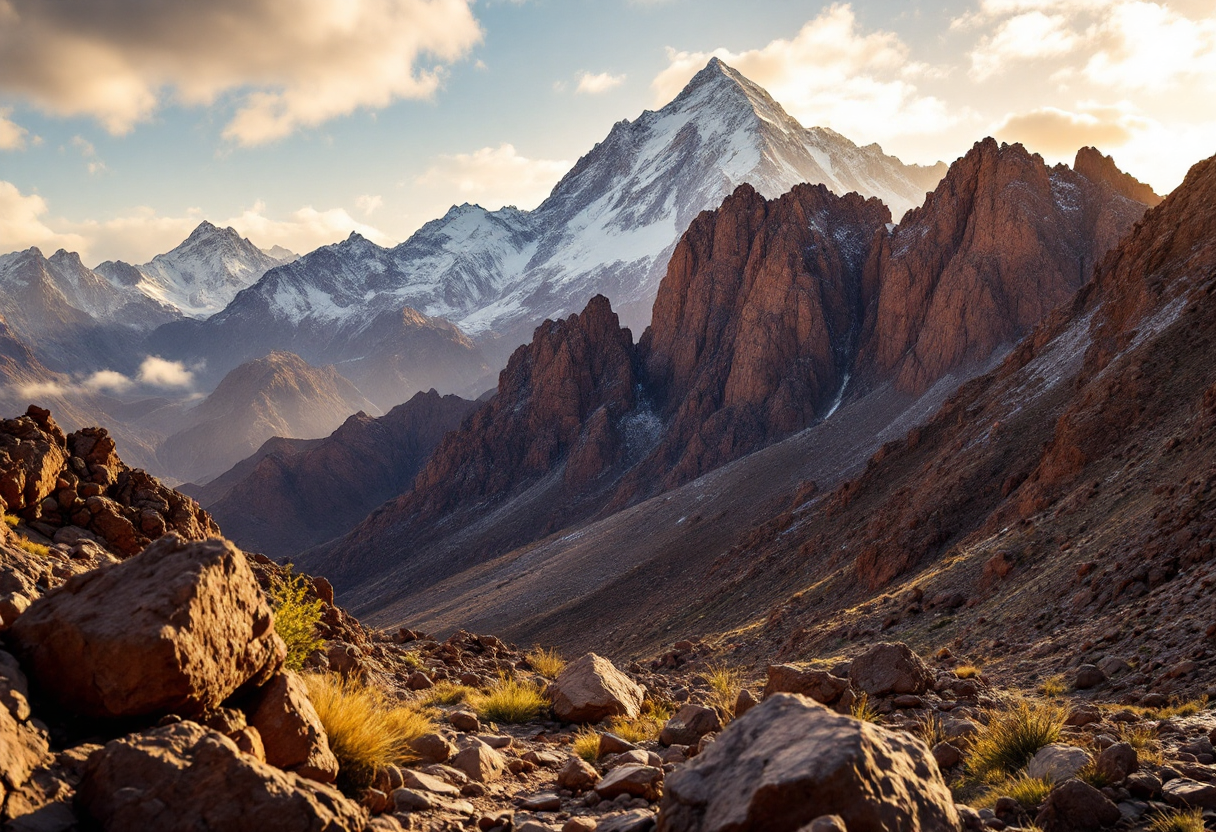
82,369,134,393
0,0,483,145
576,72,626,95
0,181,391,264
137,356,193,388
651,4,954,145
356,194,384,216
416,143,569,211
970,12,1081,79
0,110,29,150
993,104,1143,155
70,135,107,175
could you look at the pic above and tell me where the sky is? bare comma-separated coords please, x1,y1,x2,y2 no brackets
0,0,1213,266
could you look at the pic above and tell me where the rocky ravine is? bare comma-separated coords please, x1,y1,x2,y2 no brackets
0,405,1209,832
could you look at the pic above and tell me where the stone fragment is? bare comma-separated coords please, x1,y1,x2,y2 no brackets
451,741,506,782
557,756,600,792
657,693,959,832
659,704,721,747
595,765,664,802
1026,744,1093,783
849,643,935,696
549,654,643,724
248,670,338,783
763,665,850,704
1035,779,1121,831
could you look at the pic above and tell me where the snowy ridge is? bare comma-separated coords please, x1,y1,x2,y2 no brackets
96,222,296,319
157,59,947,378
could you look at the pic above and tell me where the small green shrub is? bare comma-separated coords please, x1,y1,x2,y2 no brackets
304,673,434,790
525,646,567,679
967,699,1066,779
470,676,547,724
268,568,324,671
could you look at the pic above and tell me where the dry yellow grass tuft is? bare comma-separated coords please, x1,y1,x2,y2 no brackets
967,699,1066,779
1147,808,1205,832
422,681,477,706
1038,674,1067,698
608,699,672,744
14,537,49,558
954,664,982,679
304,673,434,789
525,646,567,679
469,676,547,724
572,727,601,763
850,693,880,723
705,663,745,720
1000,773,1053,810
3,514,18,528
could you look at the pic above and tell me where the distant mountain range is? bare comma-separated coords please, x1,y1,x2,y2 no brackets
144,58,947,390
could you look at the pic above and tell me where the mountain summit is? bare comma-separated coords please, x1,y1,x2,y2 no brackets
145,59,947,387
96,222,296,320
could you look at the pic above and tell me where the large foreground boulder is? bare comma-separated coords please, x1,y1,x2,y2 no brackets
10,534,284,718
549,654,643,723
248,671,339,783
848,642,935,696
76,721,367,831
657,693,960,832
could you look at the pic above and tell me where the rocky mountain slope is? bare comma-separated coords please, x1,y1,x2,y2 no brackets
0,405,1212,832
299,141,1156,612
96,220,296,319
144,58,945,387
154,351,379,484
192,389,477,558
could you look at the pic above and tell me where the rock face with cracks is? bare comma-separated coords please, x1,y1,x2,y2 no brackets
657,693,960,832
9,534,284,718
76,721,367,832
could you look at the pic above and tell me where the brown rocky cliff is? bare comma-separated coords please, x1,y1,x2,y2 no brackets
200,390,477,559
1073,146,1162,207
304,296,641,588
635,183,889,491
856,138,1155,395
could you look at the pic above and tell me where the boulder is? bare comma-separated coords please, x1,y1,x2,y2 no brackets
1074,665,1106,690
1035,779,1120,831
0,684,51,795
763,665,850,704
409,732,455,764
1026,744,1092,783
657,693,959,832
549,654,643,723
595,764,664,802
557,755,600,791
1094,742,1138,783
451,740,506,782
248,671,339,783
10,535,284,718
76,721,367,831
848,643,935,696
660,704,721,747
1162,777,1216,809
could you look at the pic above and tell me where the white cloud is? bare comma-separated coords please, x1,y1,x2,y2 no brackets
1082,1,1216,91
82,369,134,393
356,194,384,216
0,0,483,145
0,181,393,264
0,181,87,254
0,110,28,150
137,356,193,388
575,71,626,95
651,4,954,144
970,12,1081,79
416,143,569,211
70,135,107,175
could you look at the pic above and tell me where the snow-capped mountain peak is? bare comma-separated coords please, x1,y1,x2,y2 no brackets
95,221,297,319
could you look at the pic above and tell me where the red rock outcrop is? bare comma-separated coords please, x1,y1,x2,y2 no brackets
856,138,1156,394
198,389,477,559
636,183,889,490
0,406,219,556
